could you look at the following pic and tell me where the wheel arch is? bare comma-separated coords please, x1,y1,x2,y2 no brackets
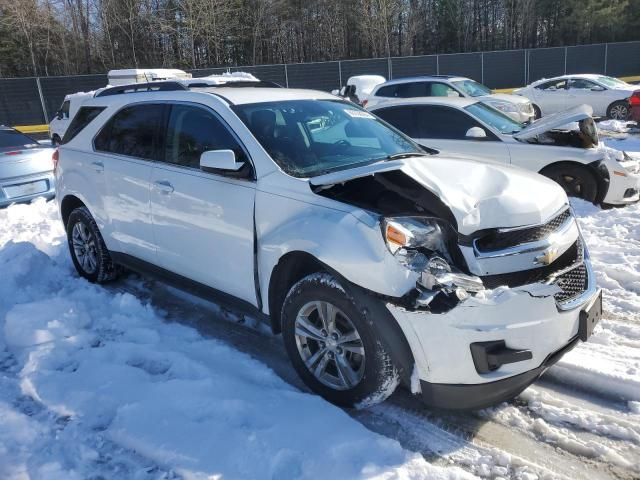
60,194,87,227
538,160,608,204
268,250,416,386
606,99,629,119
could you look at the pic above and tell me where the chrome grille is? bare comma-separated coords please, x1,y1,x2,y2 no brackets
552,262,588,303
475,209,572,252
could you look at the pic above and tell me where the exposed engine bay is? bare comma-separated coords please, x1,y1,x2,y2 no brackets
522,117,599,149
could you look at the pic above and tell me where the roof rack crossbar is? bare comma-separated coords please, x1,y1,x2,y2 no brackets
96,81,188,97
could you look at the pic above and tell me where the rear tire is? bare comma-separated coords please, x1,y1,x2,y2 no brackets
607,101,629,120
541,164,598,203
281,272,399,408
66,206,119,283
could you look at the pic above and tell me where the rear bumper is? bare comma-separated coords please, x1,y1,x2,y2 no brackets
631,106,640,122
0,171,55,208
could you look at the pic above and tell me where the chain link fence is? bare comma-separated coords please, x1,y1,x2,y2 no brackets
1,41,639,129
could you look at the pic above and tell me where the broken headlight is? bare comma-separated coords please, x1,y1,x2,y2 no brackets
382,217,484,298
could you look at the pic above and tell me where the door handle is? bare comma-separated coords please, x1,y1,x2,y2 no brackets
154,180,174,194
91,161,104,173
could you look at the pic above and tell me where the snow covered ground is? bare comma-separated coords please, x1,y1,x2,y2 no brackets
1,127,640,479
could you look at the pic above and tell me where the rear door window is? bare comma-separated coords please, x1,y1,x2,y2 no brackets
375,85,399,97
62,107,105,144
429,83,462,97
94,104,165,160
395,82,429,98
536,79,567,91
374,106,419,137
163,104,247,169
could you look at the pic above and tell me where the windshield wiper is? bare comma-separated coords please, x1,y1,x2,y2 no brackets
385,151,432,160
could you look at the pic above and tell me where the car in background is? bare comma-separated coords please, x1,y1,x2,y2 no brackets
0,126,55,207
55,82,601,410
49,91,96,146
333,75,386,105
514,74,640,120
630,90,640,122
371,98,640,206
366,75,535,123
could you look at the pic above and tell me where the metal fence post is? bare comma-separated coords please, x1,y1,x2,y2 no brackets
481,53,484,83
338,60,343,87
284,64,289,88
604,43,608,75
35,77,48,124
524,49,528,85
436,55,440,75
388,57,393,80
564,46,568,75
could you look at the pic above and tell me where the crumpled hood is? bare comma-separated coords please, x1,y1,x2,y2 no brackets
310,155,568,235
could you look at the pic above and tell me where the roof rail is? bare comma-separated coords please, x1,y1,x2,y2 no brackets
188,80,282,89
95,81,188,97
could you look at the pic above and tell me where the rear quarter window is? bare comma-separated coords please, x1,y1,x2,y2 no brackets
62,107,106,144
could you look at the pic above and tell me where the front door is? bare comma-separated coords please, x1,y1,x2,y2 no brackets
150,103,257,305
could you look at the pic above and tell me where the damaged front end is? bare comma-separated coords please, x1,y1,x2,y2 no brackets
313,164,592,316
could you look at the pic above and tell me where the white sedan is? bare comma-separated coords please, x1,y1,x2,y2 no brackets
514,74,639,120
370,97,640,206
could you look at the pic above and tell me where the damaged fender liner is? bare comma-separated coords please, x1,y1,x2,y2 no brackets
420,335,581,410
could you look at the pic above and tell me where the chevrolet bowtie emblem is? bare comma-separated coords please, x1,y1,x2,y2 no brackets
535,247,559,266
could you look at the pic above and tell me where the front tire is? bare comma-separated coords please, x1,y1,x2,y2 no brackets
532,104,542,119
607,101,629,120
541,164,598,203
66,206,119,283
281,273,399,408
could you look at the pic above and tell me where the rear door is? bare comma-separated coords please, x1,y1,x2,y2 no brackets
566,78,609,116
150,103,257,305
94,103,164,263
531,79,567,114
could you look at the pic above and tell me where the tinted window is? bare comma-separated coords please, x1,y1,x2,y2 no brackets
430,82,462,97
61,100,70,118
374,106,420,137
451,80,491,97
568,78,597,90
375,85,398,97
233,100,421,178
414,105,487,140
536,79,567,91
164,104,246,169
395,82,429,98
94,104,164,159
62,106,105,144
0,130,38,150
465,103,523,134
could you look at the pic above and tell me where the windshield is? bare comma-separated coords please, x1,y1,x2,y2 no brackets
596,76,629,88
452,80,492,97
0,130,38,151
233,100,423,177
465,102,524,134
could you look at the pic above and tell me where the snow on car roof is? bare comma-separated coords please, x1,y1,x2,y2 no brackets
192,87,339,105
529,73,604,86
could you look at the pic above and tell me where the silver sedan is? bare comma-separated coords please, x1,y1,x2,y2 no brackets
0,127,55,208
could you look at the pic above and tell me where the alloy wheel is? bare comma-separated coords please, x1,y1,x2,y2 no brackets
610,104,629,120
71,222,98,274
294,300,366,390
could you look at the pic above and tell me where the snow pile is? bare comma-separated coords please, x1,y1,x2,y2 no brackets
0,199,474,479
544,199,640,403
597,119,633,133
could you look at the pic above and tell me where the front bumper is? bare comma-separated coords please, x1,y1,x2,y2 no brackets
386,261,600,409
504,109,535,124
0,171,56,208
600,159,640,205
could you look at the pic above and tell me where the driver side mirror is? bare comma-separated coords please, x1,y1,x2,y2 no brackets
200,150,244,173
591,86,605,92
465,127,487,139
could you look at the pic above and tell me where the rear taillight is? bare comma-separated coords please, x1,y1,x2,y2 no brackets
630,91,640,106
52,149,59,172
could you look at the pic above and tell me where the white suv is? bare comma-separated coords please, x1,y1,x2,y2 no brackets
55,81,601,409
366,75,535,123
